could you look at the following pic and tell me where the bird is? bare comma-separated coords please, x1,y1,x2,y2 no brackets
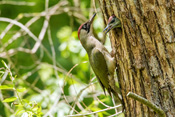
78,13,121,100
103,15,121,34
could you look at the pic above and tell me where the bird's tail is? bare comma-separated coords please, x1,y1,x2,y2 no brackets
111,88,122,102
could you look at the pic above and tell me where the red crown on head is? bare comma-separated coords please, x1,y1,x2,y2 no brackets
107,14,116,24
78,23,84,40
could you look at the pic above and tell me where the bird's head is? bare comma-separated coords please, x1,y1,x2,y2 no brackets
103,15,121,34
78,13,96,41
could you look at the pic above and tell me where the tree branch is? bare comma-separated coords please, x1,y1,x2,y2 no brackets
127,92,166,117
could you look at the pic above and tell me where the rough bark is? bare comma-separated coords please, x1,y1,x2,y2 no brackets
98,0,175,116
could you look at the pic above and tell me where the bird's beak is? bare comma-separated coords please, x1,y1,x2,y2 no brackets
103,25,110,32
103,25,112,35
103,20,121,34
89,13,96,25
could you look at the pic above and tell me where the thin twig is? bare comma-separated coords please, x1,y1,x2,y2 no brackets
61,63,80,114
92,0,97,14
111,94,118,113
32,1,67,53
1,15,40,49
69,82,94,115
67,104,122,117
107,111,122,117
0,1,68,54
0,17,39,42
22,65,41,80
43,95,61,117
0,16,21,40
43,1,62,115
47,12,79,114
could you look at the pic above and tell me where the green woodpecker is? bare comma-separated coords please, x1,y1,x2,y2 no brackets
103,15,121,34
78,13,120,99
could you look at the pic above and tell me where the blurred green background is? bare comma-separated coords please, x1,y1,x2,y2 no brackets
0,0,122,116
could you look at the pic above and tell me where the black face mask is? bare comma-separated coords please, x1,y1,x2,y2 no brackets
82,23,90,33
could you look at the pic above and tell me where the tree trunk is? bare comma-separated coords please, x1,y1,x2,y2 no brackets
98,0,175,116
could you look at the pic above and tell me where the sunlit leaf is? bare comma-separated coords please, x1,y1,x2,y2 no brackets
0,85,14,90
118,113,125,117
17,88,26,92
22,99,29,103
3,97,17,102
98,112,103,117
0,71,4,74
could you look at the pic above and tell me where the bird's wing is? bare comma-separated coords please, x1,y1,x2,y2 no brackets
90,48,111,94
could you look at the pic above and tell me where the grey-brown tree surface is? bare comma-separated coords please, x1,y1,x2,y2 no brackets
98,0,175,116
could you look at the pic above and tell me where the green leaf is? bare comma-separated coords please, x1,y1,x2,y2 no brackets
0,85,14,90
3,97,17,102
0,71,4,74
22,99,29,103
17,88,26,92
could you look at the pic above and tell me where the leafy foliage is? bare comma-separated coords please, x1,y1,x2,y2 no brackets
1,60,42,116
0,0,123,116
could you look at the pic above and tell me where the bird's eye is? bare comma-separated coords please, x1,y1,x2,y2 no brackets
81,23,90,33
83,24,87,29
110,18,115,24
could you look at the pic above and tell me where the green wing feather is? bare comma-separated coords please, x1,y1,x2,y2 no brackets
89,48,112,95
